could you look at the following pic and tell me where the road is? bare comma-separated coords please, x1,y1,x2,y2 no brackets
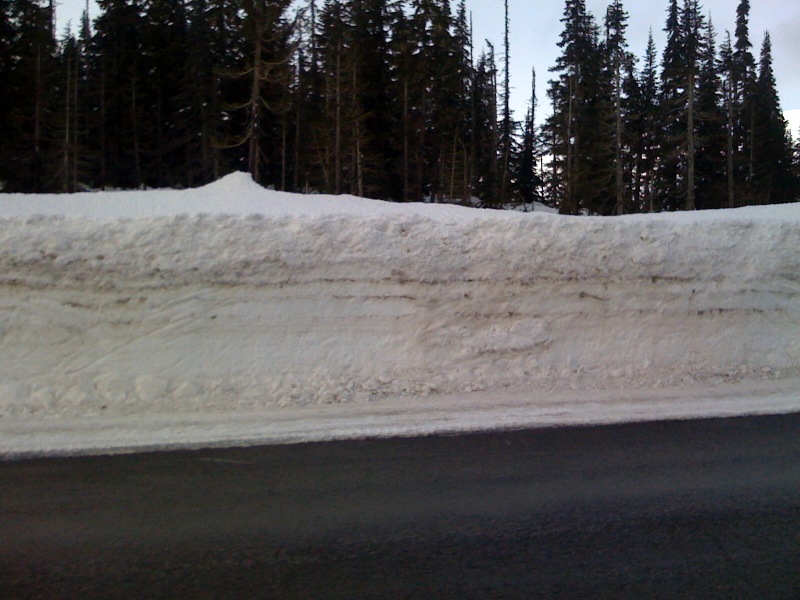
2,413,800,599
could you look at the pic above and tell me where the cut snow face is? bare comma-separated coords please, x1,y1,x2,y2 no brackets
0,173,799,439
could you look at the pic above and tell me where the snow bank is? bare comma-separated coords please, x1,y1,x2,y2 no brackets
1,173,799,420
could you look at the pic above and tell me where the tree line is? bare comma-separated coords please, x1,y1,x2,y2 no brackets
1,0,798,214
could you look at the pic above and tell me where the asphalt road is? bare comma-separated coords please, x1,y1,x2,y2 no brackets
2,413,800,599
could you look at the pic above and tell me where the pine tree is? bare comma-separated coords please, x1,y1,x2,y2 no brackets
87,0,146,188
546,0,601,215
694,17,726,209
634,31,659,212
388,4,418,201
347,0,398,199
514,67,541,205
5,0,59,191
137,0,188,187
177,0,228,186
409,0,470,203
719,31,737,207
221,0,293,185
315,0,351,194
0,0,16,188
657,0,705,211
54,31,81,192
498,0,513,204
604,0,630,214
472,43,499,204
733,0,757,203
750,33,796,203
654,0,682,211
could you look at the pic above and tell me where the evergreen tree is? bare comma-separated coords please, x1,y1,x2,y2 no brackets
732,0,757,202
694,18,726,210
1,0,795,205
654,0,681,211
347,0,398,199
387,3,419,201
719,31,737,207
657,0,705,211
545,0,602,215
86,0,146,188
139,0,188,187
750,33,796,203
497,0,514,203
514,67,541,205
177,0,230,186
604,0,631,214
223,0,293,185
53,31,81,192
625,31,660,212
0,0,16,188
314,0,352,195
4,0,59,191
471,43,499,204
410,0,470,203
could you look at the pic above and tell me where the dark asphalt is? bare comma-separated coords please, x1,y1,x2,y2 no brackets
1,413,800,599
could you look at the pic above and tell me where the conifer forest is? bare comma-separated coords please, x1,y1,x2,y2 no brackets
2,0,798,214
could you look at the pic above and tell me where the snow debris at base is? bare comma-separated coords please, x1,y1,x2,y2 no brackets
1,172,799,454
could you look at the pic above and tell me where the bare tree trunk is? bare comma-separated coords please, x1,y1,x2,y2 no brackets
281,118,287,191
726,84,735,208
71,54,79,192
63,51,72,192
34,39,42,159
353,67,363,197
686,70,696,210
294,78,301,192
248,17,263,182
402,78,409,202
614,59,624,215
449,130,458,202
565,75,575,215
131,69,142,186
748,106,755,187
334,49,342,194
156,92,164,187
100,68,107,186
489,68,498,204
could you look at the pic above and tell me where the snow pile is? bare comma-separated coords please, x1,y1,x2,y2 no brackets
1,172,799,420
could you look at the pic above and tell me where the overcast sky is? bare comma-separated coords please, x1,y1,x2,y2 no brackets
57,0,800,127
468,0,800,123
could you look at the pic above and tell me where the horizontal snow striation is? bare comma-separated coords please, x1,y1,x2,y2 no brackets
2,212,800,287
1,202,800,417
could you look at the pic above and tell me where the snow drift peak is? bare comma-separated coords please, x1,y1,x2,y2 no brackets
200,171,263,196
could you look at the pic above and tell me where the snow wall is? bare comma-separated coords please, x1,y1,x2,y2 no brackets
1,173,799,416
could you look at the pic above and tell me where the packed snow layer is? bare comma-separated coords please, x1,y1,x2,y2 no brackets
1,173,799,423
3,378,800,457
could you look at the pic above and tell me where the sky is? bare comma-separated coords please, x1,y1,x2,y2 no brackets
468,0,800,129
56,0,800,130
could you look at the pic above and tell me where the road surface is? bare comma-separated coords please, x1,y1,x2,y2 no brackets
2,413,800,598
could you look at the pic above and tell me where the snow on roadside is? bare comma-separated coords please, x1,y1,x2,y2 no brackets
2,376,800,458
1,173,799,455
